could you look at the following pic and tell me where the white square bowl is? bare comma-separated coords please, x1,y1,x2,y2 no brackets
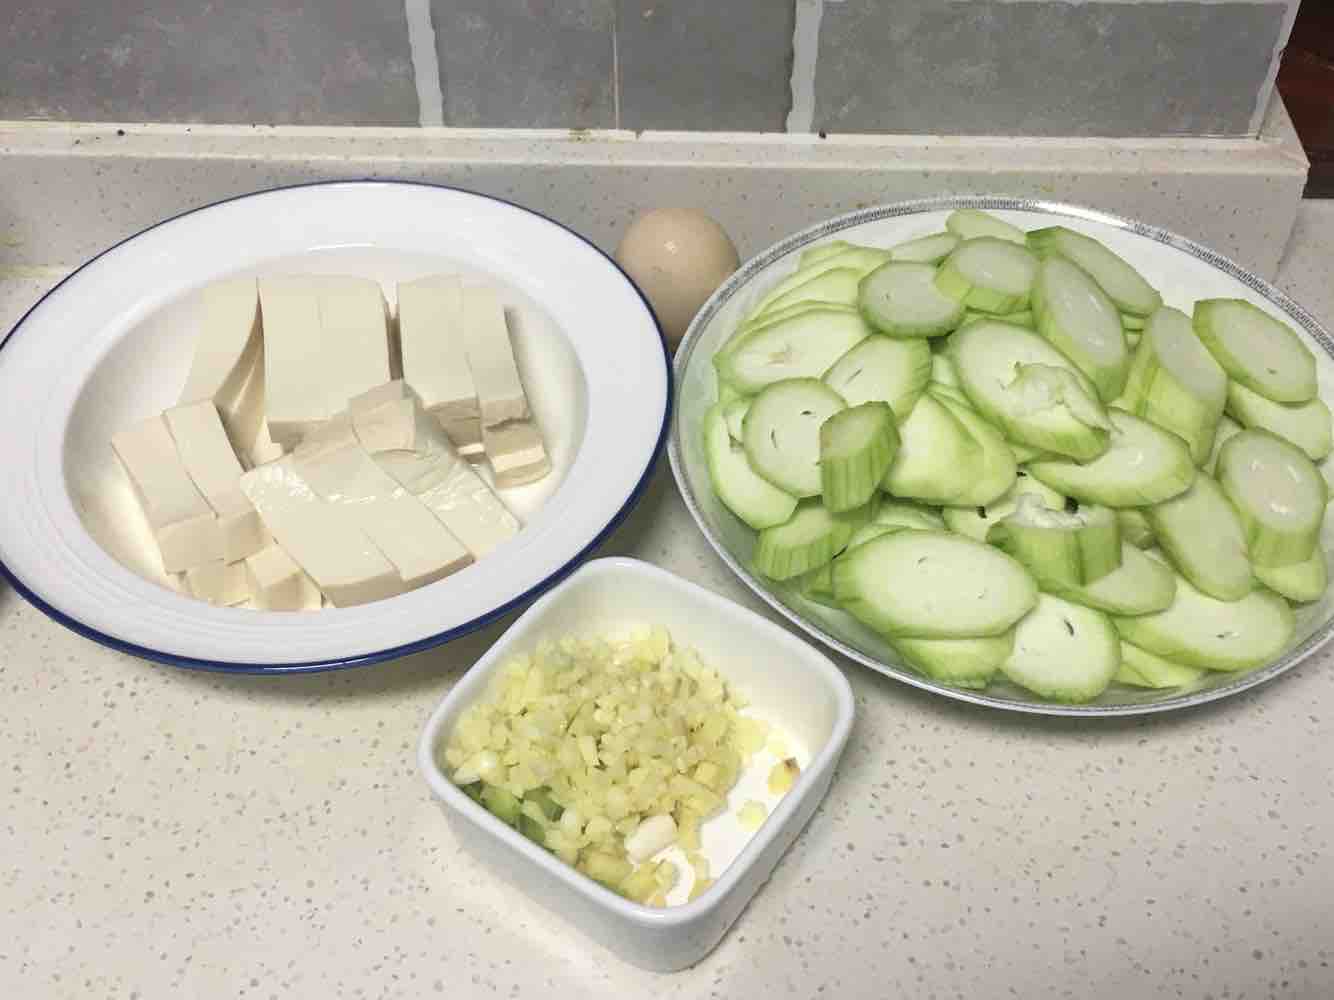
417,556,855,972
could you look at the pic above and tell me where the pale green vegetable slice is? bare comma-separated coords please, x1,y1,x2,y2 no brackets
889,631,1014,689
1119,306,1227,464
1007,441,1047,463
1030,255,1129,401
1121,313,1147,332
1253,547,1328,603
987,494,1121,587
874,501,947,532
844,521,905,551
753,499,867,580
1117,509,1156,549
858,261,967,338
1216,429,1326,568
753,247,890,314
889,232,960,264
931,352,960,388
820,402,900,512
944,209,1027,245
1027,409,1195,507
1115,642,1206,689
797,562,840,608
961,308,1036,330
716,379,744,406
1145,473,1253,600
761,267,863,315
1026,226,1162,317
742,378,846,497
930,390,1017,508
942,471,1065,541
722,397,749,441
1113,576,1294,671
715,301,856,371
949,321,1111,461
1204,415,1243,475
1000,594,1120,703
799,240,853,268
1043,542,1176,616
935,238,1040,314
882,392,983,504
702,403,797,530
822,335,931,419
1226,381,1333,461
832,530,1037,639
1194,298,1317,403
718,309,870,394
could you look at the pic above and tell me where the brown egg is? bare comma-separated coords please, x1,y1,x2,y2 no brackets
615,208,740,349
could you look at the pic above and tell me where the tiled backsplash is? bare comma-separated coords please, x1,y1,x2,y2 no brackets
0,1,1303,137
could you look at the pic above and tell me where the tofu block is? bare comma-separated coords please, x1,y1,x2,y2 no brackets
259,276,392,449
461,285,529,427
315,276,394,408
239,458,404,608
183,560,250,606
178,278,266,462
293,423,473,589
352,393,521,558
248,418,286,467
244,545,321,611
397,275,483,453
259,277,328,449
111,415,222,573
164,400,269,563
483,420,552,488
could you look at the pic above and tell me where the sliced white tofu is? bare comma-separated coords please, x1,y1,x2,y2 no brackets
248,418,286,467
397,275,483,453
259,277,328,448
483,420,552,488
351,392,521,558
239,458,404,607
164,400,269,563
314,276,393,411
111,415,223,573
293,423,473,588
460,284,530,426
182,560,250,606
244,545,322,611
179,278,266,459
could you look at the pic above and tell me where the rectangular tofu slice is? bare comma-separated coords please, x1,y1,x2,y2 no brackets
164,400,269,563
179,278,265,460
239,458,404,607
460,284,530,427
244,545,322,611
315,276,393,411
483,420,552,488
182,560,250,606
397,275,483,454
351,392,520,559
259,277,328,449
111,415,222,573
293,422,473,588
259,276,392,449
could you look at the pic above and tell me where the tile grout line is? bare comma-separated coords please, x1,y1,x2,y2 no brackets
404,0,445,127
786,0,823,133
612,10,622,131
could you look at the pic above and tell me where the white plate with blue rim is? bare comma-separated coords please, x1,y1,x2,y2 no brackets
669,195,1334,717
0,181,669,672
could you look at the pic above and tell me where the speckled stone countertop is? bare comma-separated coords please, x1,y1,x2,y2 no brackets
3,202,1333,999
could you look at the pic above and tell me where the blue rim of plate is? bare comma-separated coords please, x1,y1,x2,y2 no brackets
669,194,1334,717
0,179,672,675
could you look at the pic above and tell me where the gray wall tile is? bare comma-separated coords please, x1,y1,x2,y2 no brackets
432,0,615,128
615,0,793,132
813,1,1287,137
0,0,419,125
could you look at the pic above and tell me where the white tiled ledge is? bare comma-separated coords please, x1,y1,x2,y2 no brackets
0,96,1308,280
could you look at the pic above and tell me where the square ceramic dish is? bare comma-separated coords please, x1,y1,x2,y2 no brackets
417,557,855,972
